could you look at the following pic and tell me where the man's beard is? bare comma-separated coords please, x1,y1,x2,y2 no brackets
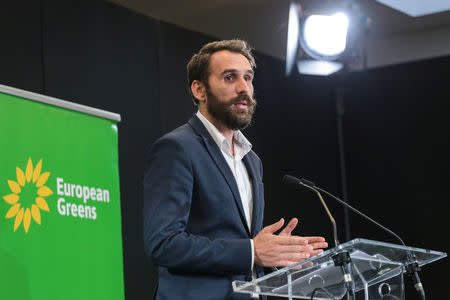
205,88,256,131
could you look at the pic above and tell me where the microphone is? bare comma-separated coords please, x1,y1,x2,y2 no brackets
283,175,340,247
284,175,354,299
283,174,426,300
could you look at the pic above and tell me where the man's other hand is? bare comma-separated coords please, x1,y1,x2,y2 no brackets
253,218,327,267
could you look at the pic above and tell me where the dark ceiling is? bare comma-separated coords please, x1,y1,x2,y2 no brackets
109,0,450,67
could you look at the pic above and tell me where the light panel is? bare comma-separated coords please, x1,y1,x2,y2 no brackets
297,60,343,76
303,13,349,57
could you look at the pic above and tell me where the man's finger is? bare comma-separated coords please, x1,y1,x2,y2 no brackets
264,218,285,233
303,236,326,243
301,261,314,268
276,235,308,245
310,249,324,256
274,251,311,262
309,241,328,249
285,251,311,260
277,244,313,253
279,218,298,236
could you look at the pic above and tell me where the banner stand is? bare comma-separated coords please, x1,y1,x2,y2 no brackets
0,83,124,300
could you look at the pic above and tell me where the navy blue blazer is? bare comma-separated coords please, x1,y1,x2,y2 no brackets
144,114,265,300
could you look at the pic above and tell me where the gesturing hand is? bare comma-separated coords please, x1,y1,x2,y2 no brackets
253,218,327,267
278,218,328,257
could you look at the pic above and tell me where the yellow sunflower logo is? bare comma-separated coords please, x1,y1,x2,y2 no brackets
3,158,52,233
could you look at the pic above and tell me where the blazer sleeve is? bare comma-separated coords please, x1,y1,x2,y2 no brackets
143,136,252,275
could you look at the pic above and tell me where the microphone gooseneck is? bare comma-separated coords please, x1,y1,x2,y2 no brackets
283,174,426,300
283,174,352,299
313,185,406,246
313,182,426,300
283,175,340,247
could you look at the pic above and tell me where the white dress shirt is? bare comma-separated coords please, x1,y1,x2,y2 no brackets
196,111,256,267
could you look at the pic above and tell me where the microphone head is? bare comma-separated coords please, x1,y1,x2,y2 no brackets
299,178,316,187
283,174,301,186
283,175,317,187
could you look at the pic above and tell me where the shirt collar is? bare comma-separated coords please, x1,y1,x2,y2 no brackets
196,111,252,158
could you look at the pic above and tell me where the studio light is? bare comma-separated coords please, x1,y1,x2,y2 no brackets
285,1,368,76
302,13,349,59
297,60,345,76
286,2,300,76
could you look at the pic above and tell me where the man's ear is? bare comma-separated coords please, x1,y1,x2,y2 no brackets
191,80,207,104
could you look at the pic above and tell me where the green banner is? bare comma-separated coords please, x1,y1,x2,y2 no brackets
0,89,124,300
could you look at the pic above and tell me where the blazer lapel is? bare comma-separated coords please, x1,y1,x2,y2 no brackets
188,116,250,236
243,155,263,237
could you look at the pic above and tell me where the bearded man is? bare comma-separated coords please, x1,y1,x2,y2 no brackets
143,40,327,300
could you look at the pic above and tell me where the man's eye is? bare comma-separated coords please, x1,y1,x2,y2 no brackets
225,75,234,81
244,75,253,82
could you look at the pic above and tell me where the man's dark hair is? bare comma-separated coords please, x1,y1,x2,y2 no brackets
187,39,256,105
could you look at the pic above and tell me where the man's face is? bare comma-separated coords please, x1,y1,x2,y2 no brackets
204,50,256,131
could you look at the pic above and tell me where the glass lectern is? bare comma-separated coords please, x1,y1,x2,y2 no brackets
233,238,447,299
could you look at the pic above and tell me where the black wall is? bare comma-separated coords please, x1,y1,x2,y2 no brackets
1,1,448,299
339,59,450,299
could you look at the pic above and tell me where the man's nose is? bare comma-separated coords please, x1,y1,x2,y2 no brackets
235,77,251,94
